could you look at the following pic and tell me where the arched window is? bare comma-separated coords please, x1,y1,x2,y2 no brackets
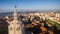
16,27,20,31
12,23,13,24
17,23,18,24
10,27,12,30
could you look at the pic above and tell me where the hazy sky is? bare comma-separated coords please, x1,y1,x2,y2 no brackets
0,0,60,10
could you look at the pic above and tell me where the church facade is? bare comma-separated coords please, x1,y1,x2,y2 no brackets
8,6,24,34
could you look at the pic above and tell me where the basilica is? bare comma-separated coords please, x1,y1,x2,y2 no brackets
7,6,24,34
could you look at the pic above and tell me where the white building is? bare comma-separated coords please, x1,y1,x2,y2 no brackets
56,13,60,18
8,6,24,34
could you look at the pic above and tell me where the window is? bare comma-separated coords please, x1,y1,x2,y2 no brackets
12,23,13,24
10,27,12,30
17,23,18,24
16,27,20,31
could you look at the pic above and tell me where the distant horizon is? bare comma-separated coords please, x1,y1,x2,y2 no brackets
0,9,60,13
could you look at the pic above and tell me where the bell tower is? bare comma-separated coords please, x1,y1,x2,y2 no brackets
8,6,23,34
14,5,18,20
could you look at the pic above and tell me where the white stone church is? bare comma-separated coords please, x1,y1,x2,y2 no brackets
7,6,24,34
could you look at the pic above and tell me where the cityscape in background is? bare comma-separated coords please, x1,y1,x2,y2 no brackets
0,0,60,34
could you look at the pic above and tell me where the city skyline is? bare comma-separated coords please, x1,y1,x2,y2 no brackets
0,0,60,11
